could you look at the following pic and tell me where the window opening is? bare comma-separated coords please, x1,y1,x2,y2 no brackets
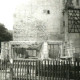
43,10,50,14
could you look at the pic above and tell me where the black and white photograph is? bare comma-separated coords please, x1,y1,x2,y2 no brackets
0,0,80,80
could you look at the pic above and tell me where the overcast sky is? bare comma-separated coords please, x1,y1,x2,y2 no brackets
0,0,28,30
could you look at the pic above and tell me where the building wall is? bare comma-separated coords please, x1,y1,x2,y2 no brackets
1,42,9,60
73,0,80,8
13,0,64,41
69,0,80,50
64,0,80,55
12,0,80,58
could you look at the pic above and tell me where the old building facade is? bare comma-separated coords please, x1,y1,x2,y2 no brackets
13,0,64,41
1,0,80,60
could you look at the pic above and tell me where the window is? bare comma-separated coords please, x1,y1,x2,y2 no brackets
12,47,37,59
68,9,80,33
47,10,50,14
48,44,61,59
43,10,50,14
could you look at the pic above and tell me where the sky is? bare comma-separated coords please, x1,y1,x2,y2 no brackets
0,0,27,30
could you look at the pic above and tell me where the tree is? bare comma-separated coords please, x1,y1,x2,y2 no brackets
0,23,13,49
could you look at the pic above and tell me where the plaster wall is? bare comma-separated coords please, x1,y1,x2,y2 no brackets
13,0,64,41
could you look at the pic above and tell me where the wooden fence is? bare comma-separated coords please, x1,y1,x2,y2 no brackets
0,59,80,80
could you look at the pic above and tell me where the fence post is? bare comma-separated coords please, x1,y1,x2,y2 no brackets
10,63,13,80
77,61,79,80
10,59,13,80
68,60,70,80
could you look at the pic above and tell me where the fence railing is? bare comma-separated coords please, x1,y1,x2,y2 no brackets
0,59,80,80
0,59,10,80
